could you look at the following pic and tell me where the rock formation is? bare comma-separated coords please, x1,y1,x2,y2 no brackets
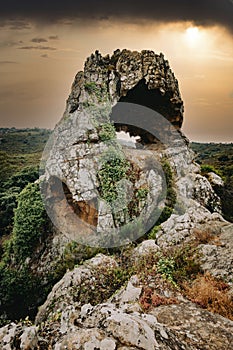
1,49,232,349
40,48,220,249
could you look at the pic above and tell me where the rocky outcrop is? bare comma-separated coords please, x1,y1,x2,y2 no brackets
1,253,233,349
40,49,221,250
156,205,225,247
67,49,184,127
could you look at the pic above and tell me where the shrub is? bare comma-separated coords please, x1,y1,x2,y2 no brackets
200,164,221,177
97,147,130,205
99,122,116,141
148,225,161,239
0,264,43,325
51,242,103,280
84,81,98,94
77,264,130,306
12,182,49,262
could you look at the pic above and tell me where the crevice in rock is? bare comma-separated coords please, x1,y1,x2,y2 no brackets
45,176,98,227
62,182,98,227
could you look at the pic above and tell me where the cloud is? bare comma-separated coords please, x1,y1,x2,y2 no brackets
48,35,59,40
0,19,31,30
19,45,56,50
0,40,23,48
0,1,232,33
31,37,48,43
0,61,19,65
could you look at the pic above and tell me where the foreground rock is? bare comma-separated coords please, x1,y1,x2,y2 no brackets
1,286,233,349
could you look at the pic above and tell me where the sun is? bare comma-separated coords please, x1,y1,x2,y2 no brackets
185,27,200,47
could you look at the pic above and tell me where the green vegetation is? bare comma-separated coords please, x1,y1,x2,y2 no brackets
84,81,99,94
0,128,52,324
0,264,43,325
84,81,108,103
97,146,130,204
0,128,51,154
0,128,51,237
77,264,130,306
51,241,103,280
98,122,116,141
200,164,221,177
0,166,39,236
0,182,51,324
10,183,49,262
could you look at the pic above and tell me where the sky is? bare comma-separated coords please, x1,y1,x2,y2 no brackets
0,0,232,142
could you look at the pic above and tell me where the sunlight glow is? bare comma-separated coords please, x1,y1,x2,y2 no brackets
185,27,200,47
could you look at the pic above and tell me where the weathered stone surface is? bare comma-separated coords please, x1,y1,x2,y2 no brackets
156,205,226,247
207,172,224,188
151,302,233,350
200,223,233,281
35,254,118,324
2,299,233,349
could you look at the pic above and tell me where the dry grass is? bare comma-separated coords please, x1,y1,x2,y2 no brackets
139,287,179,311
183,273,233,320
193,228,222,246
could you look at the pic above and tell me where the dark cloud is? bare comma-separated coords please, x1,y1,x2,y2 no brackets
19,45,56,50
48,35,59,40
31,37,48,43
0,1,232,33
0,61,19,64
0,19,31,30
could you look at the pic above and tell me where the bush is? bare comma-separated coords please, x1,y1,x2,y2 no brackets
0,166,39,236
200,164,221,177
97,147,130,204
11,182,49,262
139,287,178,311
84,81,98,94
0,264,43,325
99,123,116,141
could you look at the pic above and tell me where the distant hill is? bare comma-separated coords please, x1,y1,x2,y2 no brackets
0,127,51,154
190,142,233,177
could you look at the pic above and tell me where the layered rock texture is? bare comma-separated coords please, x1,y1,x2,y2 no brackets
1,50,232,349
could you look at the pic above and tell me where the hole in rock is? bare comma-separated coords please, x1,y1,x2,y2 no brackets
116,130,141,148
111,78,182,145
